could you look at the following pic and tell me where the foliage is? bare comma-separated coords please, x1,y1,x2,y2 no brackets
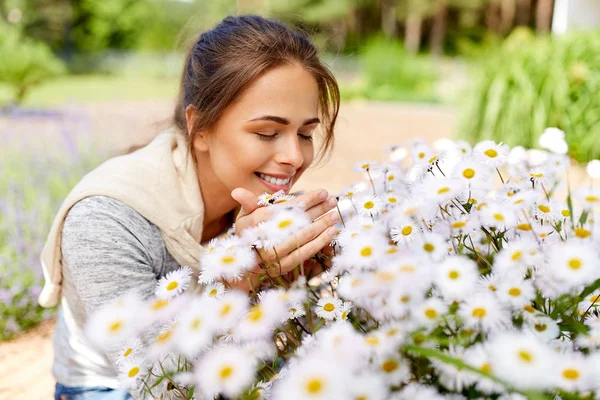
85,134,600,399
0,108,102,340
460,28,600,163
0,21,66,104
342,36,439,102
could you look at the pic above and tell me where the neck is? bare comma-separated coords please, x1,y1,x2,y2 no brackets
195,154,239,234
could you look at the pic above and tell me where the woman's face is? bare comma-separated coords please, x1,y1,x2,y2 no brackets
191,63,320,198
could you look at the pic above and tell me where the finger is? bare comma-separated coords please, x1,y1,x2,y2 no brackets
281,223,338,270
289,189,329,211
276,211,339,262
305,196,338,221
231,188,259,219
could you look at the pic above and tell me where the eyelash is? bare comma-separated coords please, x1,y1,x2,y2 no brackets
255,133,313,142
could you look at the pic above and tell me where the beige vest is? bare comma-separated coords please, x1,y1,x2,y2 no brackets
38,128,205,308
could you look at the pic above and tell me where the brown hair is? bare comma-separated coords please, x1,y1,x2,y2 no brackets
173,15,340,165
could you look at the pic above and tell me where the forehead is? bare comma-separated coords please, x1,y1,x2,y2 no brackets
225,64,320,123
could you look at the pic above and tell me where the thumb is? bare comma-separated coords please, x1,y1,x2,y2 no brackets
231,188,259,219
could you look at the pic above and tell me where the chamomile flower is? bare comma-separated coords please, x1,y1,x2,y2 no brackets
496,277,536,310
458,291,511,332
414,232,448,261
524,167,553,188
480,202,518,230
85,292,142,349
473,140,510,167
553,351,590,392
236,292,287,341
344,232,386,269
575,187,600,209
410,141,433,164
532,199,562,222
173,297,215,358
203,281,225,299
337,301,353,321
487,331,555,390
356,194,384,217
524,314,559,342
315,297,342,320
195,344,257,399
587,160,600,179
435,256,479,301
199,239,257,283
374,355,411,386
414,297,448,328
389,217,419,244
155,266,192,299
116,336,143,366
546,242,600,292
285,302,306,321
452,158,491,188
463,343,504,394
261,207,311,249
354,160,379,173
117,356,146,390
257,190,286,206
210,290,249,331
347,372,389,400
418,178,464,206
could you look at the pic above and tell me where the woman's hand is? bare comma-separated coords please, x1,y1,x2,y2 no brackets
230,188,339,290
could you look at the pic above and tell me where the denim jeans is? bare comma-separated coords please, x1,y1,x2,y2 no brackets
54,383,133,400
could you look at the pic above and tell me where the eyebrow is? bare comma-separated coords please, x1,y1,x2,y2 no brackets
248,115,320,126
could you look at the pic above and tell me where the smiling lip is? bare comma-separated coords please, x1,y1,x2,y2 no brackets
254,172,294,192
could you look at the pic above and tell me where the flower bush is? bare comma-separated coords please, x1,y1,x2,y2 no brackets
86,130,600,399
0,107,101,340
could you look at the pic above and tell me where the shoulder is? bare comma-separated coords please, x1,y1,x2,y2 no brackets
62,196,166,265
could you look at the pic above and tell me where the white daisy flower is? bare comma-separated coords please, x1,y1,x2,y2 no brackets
458,291,511,332
452,158,492,188
480,202,518,230
431,346,469,392
195,344,257,399
524,314,559,342
435,256,479,301
284,302,306,321
246,381,272,400
532,199,562,222
315,297,342,320
389,216,419,244
586,160,600,179
148,322,178,360
354,160,379,173
414,297,448,328
236,291,287,342
554,351,590,392
418,178,464,206
463,343,505,394
84,292,142,350
173,297,215,358
374,354,411,386
414,232,449,261
155,266,193,299
486,331,555,390
356,194,384,217
257,190,286,206
524,166,553,188
546,242,600,293
115,336,143,366
473,140,510,167
203,281,225,299
337,301,353,321
260,206,311,249
117,356,146,390
209,290,249,331
271,356,349,400
343,232,386,269
496,277,536,310
538,127,568,154
199,239,257,284
574,187,600,209
347,372,389,400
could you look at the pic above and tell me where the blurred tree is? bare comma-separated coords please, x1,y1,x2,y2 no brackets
536,0,553,33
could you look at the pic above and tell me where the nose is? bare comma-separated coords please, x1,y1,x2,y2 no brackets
275,135,304,170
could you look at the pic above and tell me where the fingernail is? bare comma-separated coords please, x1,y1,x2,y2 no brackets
328,227,337,236
319,190,328,200
330,212,340,222
328,197,337,207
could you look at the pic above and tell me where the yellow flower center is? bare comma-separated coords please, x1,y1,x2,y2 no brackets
537,205,550,213
493,213,505,221
376,272,395,282
364,201,375,209
381,360,399,373
361,163,370,169
418,152,425,159
585,195,599,203
575,228,591,238
208,289,218,297
323,303,335,312
128,367,140,378
511,251,523,261
219,365,233,380
568,258,582,270
472,307,486,318
518,350,533,363
484,149,498,158
488,284,497,292
191,317,202,330
220,303,232,316
388,197,397,203
151,299,169,310
400,295,411,303
278,219,293,229
462,168,476,179
156,330,172,344
563,368,580,380
530,173,543,179
448,270,460,280
423,243,435,253
508,288,522,297
247,305,263,322
109,321,122,333
561,209,571,217
425,308,437,319
221,256,235,264
401,226,413,236
481,363,491,373
166,281,178,291
524,305,536,313
437,187,450,194
452,221,467,228
360,247,372,257
516,223,532,231
365,336,380,345
305,378,323,394
123,348,132,357
534,323,547,332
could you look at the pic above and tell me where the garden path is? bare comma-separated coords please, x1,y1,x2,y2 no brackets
0,99,457,400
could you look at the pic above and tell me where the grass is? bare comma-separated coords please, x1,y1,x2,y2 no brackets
0,74,180,107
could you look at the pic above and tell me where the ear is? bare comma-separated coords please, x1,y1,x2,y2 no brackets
185,104,209,152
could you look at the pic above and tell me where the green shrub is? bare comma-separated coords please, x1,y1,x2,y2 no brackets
350,36,438,103
0,22,66,104
460,28,600,163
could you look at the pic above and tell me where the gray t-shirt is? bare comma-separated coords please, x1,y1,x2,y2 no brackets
52,196,181,390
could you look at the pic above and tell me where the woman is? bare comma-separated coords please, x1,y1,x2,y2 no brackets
40,15,340,399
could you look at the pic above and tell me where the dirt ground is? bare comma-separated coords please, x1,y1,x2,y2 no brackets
0,99,457,400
